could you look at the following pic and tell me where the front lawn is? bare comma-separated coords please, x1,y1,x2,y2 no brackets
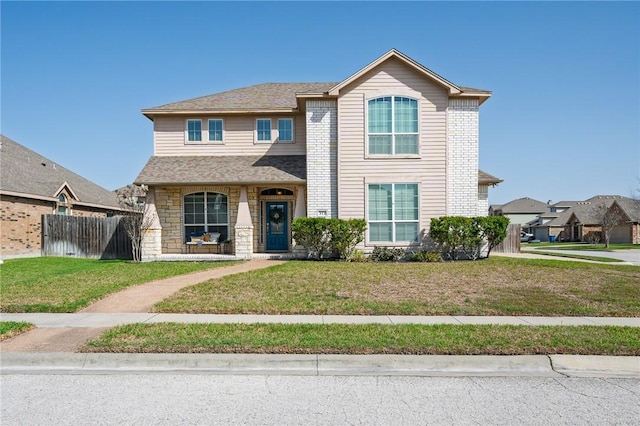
0,257,239,313
527,242,639,251
81,323,640,355
153,257,640,317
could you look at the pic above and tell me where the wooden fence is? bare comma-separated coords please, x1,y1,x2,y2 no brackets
41,215,132,259
492,223,521,254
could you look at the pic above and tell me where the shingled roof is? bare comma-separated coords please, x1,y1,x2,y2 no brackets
134,155,306,185
478,170,502,186
495,197,549,214
142,83,337,115
142,50,492,115
0,135,121,209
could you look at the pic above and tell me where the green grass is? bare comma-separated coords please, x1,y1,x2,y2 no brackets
0,321,34,341
153,257,640,317
523,251,623,262
81,322,640,355
0,257,239,313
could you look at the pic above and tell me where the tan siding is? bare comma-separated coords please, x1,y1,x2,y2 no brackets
337,58,449,242
154,114,306,156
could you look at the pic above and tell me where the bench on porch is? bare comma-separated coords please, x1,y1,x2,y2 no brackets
185,232,223,254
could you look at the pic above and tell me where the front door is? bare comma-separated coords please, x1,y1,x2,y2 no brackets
266,202,288,251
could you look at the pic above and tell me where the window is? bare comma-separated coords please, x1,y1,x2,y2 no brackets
186,119,202,142
256,119,272,142
57,194,69,216
277,118,293,142
208,119,223,142
368,183,419,243
368,96,418,155
183,192,228,241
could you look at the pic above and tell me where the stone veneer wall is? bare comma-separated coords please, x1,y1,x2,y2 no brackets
1,195,111,258
306,100,337,218
153,185,260,254
446,98,479,217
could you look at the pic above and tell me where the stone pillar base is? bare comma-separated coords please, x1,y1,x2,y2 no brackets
234,225,254,259
141,227,162,262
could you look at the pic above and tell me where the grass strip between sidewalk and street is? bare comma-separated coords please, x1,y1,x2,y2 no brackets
1,257,239,313
0,322,35,341
81,323,640,356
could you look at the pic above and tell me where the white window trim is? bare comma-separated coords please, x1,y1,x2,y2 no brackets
365,182,420,246
183,192,229,241
207,118,225,144
365,95,420,158
185,119,203,144
255,118,273,144
276,118,295,143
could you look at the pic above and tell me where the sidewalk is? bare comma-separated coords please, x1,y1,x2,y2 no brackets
2,256,639,377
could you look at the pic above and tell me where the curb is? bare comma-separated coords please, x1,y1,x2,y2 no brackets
1,353,638,378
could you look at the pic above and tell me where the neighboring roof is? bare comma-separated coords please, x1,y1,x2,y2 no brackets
142,83,337,117
494,197,549,214
135,155,306,185
613,198,640,222
478,170,502,186
0,135,122,210
142,49,492,116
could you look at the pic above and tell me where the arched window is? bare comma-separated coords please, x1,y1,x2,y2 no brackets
184,192,228,241
57,194,69,216
260,188,293,196
368,96,418,155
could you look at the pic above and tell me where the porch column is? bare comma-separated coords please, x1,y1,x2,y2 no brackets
234,186,254,259
141,187,162,262
294,185,306,218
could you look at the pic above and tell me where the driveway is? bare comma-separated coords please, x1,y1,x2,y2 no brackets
526,248,640,266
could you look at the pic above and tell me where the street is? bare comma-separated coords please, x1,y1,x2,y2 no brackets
2,374,639,425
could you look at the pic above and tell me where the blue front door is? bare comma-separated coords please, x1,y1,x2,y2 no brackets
266,202,288,251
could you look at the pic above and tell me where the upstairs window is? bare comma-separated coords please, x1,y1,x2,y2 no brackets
256,119,272,142
368,96,418,155
186,119,202,142
208,119,223,142
277,118,293,142
57,194,70,216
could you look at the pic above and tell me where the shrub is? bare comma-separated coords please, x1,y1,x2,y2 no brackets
350,249,368,262
408,250,443,262
327,218,367,261
430,215,509,260
370,246,405,262
292,217,366,261
291,218,332,260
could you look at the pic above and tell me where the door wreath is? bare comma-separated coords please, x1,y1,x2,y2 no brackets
269,206,284,224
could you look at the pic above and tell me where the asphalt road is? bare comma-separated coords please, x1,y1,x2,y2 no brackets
2,374,639,425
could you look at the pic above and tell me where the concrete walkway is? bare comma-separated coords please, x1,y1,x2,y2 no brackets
2,256,639,377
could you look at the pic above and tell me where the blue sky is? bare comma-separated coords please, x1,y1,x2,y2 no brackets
2,1,638,205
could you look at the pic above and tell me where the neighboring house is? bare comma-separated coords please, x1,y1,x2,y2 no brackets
489,197,549,229
0,135,123,258
528,195,639,243
134,49,501,259
608,198,640,244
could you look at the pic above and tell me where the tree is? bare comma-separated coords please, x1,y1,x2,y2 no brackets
116,184,155,262
594,202,626,249
475,216,510,258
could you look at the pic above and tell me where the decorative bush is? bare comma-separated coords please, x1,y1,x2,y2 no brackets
370,246,405,262
430,215,509,260
292,217,366,261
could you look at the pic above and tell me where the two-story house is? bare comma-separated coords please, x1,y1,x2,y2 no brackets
134,49,502,260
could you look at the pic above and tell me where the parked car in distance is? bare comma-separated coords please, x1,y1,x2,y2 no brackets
521,231,535,242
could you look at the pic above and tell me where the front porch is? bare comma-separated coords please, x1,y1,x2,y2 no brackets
141,184,307,261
